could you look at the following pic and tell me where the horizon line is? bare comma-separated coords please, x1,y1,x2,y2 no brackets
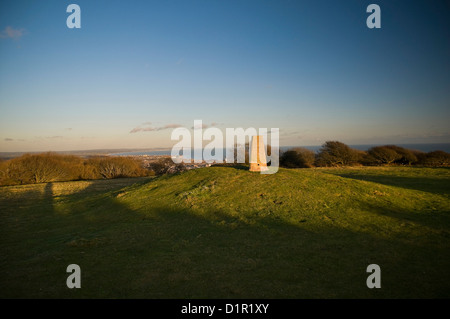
1,142,450,155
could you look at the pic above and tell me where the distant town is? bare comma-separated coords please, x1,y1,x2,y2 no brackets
115,154,213,171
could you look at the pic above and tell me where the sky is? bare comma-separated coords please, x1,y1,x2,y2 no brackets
0,0,449,152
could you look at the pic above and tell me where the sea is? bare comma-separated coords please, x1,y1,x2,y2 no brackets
111,143,450,159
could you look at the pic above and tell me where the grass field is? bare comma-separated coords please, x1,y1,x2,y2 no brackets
0,166,449,298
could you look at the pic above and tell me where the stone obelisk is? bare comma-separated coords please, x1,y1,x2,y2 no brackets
249,135,268,172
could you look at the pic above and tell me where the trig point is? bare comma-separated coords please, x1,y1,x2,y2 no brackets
249,135,268,172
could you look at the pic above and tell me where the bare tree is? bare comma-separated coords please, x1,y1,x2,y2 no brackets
18,153,69,183
367,146,401,165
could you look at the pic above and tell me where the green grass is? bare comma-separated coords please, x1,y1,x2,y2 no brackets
0,167,449,298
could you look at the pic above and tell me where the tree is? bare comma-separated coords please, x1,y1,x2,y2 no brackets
0,158,33,185
367,146,401,165
383,145,417,165
315,141,359,167
21,153,70,183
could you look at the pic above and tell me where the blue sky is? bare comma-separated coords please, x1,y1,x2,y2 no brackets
0,0,449,151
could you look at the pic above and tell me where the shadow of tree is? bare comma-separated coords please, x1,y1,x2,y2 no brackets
353,199,450,231
331,173,450,196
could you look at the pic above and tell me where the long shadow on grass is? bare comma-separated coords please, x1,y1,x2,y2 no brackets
211,163,249,171
324,171,450,230
1,175,450,299
354,199,450,231
331,173,450,196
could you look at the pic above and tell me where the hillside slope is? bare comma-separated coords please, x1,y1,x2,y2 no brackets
0,167,449,298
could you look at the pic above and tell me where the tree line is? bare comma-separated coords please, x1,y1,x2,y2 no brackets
0,153,156,186
1,143,448,186
280,141,450,168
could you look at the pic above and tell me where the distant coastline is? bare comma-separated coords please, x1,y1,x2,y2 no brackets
111,143,450,157
0,148,169,160
1,143,449,160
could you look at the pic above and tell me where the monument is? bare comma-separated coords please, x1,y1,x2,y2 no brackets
249,135,268,172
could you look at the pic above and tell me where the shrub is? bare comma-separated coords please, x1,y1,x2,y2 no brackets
280,148,315,168
79,161,101,180
353,149,367,166
417,150,450,167
87,156,149,179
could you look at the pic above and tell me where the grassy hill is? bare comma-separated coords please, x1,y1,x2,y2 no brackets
0,166,449,298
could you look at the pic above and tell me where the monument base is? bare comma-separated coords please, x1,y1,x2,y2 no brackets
249,163,269,172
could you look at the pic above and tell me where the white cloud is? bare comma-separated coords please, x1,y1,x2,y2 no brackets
130,123,182,133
